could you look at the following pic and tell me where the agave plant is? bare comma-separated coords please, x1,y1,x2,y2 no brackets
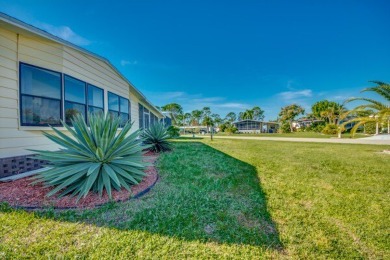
141,122,172,152
31,113,148,200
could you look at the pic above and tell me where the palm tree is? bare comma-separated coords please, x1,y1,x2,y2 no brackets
241,109,254,120
344,81,390,136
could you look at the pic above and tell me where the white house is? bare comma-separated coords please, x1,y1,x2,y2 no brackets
0,13,163,177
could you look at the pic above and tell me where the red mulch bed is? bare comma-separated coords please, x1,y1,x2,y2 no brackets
0,152,159,209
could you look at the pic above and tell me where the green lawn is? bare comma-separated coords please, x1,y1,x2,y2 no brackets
0,139,389,258
195,131,368,138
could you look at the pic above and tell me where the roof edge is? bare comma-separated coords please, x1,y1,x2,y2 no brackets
0,12,163,117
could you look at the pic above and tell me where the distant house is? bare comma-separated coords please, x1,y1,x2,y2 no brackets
233,120,279,133
293,118,324,129
0,13,163,177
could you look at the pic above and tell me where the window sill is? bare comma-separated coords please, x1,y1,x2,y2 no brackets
19,126,68,131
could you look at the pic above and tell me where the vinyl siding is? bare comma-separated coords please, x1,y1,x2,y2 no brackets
0,26,159,159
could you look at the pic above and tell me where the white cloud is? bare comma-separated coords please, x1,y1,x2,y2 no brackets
38,22,91,46
120,59,138,66
214,103,250,109
278,89,313,101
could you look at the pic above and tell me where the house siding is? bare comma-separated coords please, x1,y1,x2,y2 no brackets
0,26,161,160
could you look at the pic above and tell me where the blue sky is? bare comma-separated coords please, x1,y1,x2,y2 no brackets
1,0,389,120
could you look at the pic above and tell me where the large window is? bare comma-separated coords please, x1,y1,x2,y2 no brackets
139,103,144,129
139,103,153,129
108,92,130,127
64,75,86,125
20,63,62,126
143,107,150,129
88,84,104,116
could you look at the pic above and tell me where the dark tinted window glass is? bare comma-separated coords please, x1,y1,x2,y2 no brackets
139,104,144,128
88,106,104,115
108,92,119,111
65,76,86,104
65,102,86,125
21,96,61,125
20,64,61,99
120,97,129,113
88,85,103,108
119,112,129,127
144,113,149,129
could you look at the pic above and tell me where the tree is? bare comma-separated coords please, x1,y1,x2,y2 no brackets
211,113,222,126
238,112,244,121
202,107,211,118
191,110,203,126
238,106,265,121
161,103,183,125
225,112,237,122
201,107,214,140
278,104,305,132
344,81,390,136
241,109,254,120
252,106,265,120
311,100,342,123
184,113,191,126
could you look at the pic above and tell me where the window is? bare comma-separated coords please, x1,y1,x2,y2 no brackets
139,104,144,129
64,75,86,125
88,84,104,116
108,92,130,127
20,63,62,126
138,103,155,129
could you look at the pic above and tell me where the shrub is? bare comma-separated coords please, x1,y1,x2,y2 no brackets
364,122,378,134
219,123,229,132
167,125,180,138
142,123,173,152
279,122,291,133
31,113,148,200
306,121,326,133
225,125,238,134
322,123,338,135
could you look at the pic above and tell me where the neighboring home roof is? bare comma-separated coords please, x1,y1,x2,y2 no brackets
0,12,163,117
233,120,279,124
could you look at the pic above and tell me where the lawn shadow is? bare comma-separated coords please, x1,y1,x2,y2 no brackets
2,141,284,252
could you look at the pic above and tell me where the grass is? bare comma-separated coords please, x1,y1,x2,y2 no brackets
0,139,389,258
194,131,368,138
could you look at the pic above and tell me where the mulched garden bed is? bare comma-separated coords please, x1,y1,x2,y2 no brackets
0,152,159,210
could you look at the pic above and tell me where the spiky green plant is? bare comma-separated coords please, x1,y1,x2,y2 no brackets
31,113,148,201
142,122,172,152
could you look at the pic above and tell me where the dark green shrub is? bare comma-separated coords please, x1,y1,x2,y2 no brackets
279,122,291,133
306,121,326,132
32,113,148,200
225,125,238,134
167,125,180,138
142,123,173,152
219,123,228,132
322,123,338,135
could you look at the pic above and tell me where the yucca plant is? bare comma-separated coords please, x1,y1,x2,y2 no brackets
31,113,149,201
141,122,173,152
